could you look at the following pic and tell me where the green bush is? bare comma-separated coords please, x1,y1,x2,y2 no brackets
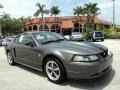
104,27,120,39
107,32,120,39
83,24,120,39
83,23,94,38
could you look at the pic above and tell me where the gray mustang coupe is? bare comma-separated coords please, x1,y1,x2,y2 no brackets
6,31,113,83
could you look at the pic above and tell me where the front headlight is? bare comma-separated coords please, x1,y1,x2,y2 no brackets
73,55,99,62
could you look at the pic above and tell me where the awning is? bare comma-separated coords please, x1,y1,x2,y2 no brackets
61,20,74,29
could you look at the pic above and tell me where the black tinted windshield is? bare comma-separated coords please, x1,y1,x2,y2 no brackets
95,32,103,37
33,32,64,44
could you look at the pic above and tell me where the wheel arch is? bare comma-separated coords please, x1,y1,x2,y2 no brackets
6,49,10,54
42,54,67,75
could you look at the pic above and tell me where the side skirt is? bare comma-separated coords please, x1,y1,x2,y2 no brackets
15,60,43,72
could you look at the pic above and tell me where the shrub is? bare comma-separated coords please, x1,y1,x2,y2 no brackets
83,24,120,39
83,23,94,38
108,32,120,39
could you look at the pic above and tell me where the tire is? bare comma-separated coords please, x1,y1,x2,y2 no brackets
101,39,104,41
90,38,94,42
7,51,16,65
44,57,66,84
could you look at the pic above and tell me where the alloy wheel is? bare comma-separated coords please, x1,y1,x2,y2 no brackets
7,52,13,64
46,60,60,81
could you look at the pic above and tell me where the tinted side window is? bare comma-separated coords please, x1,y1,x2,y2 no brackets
15,35,34,45
14,36,20,43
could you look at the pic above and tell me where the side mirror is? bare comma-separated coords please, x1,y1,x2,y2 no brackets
25,41,36,47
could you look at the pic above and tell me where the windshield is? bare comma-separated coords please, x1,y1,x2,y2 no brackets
95,32,103,37
33,32,64,44
72,32,81,35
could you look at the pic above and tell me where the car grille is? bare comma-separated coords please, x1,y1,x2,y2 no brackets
100,50,108,57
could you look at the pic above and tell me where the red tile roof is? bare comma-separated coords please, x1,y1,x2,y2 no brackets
25,16,112,28
61,20,74,29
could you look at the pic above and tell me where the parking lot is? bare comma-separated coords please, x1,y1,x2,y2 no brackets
0,39,120,90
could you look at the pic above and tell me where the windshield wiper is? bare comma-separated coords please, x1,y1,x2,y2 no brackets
55,39,64,42
41,40,55,44
41,39,64,44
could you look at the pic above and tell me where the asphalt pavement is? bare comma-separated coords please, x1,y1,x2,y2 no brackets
0,39,120,90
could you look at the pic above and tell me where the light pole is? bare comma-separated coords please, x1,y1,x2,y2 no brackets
0,4,4,36
111,0,115,31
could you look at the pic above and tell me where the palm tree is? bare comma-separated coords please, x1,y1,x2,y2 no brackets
81,7,87,32
18,16,32,31
91,3,100,22
73,6,83,32
1,12,11,19
50,6,60,32
81,7,87,22
34,3,49,31
84,2,100,24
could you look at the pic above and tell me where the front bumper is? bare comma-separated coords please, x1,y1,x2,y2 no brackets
66,52,113,79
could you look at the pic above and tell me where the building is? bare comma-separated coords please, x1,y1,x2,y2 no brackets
24,16,112,35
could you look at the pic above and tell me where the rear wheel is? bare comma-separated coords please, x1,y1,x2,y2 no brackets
90,38,94,42
101,39,104,41
7,51,16,65
44,57,66,83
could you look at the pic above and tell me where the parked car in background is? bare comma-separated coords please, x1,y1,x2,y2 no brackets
69,32,84,41
88,31,104,42
5,31,113,84
2,37,14,46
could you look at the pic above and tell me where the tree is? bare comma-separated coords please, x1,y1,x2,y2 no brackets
50,6,60,32
81,7,87,22
73,6,83,32
1,12,11,20
19,16,33,30
84,2,100,24
34,3,49,31
1,14,23,36
18,16,27,28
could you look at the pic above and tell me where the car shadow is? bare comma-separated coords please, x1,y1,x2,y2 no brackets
16,64,115,90
61,69,115,90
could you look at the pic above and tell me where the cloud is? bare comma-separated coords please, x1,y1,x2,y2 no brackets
0,0,38,18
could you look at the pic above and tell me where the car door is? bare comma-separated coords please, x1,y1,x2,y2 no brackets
14,34,40,67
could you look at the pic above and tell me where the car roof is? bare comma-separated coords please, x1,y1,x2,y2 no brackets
22,31,48,35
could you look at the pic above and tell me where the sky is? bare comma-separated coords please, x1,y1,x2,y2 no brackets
0,0,120,25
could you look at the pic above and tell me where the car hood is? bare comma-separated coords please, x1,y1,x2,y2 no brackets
44,41,108,55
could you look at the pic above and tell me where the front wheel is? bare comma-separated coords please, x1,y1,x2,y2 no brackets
44,57,66,83
7,51,16,65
